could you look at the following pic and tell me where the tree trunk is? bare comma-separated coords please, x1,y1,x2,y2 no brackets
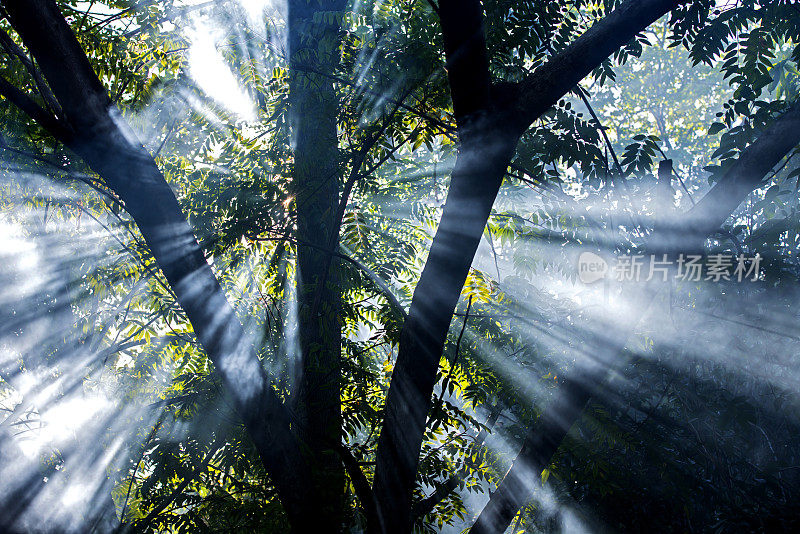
371,122,519,533
370,1,681,531
0,1,317,530
288,0,347,528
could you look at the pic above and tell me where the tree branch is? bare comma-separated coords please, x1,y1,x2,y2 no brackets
468,100,800,534
438,0,491,127
684,101,800,244
0,74,70,141
371,2,683,532
335,442,379,528
1,1,313,528
511,0,684,133
0,27,62,117
370,1,500,530
413,405,501,520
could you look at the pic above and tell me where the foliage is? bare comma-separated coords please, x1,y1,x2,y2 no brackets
1,1,800,533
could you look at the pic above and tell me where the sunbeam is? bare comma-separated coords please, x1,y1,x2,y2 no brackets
2,1,800,533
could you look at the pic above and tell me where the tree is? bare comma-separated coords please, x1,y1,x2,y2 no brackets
287,0,348,527
0,0,314,529
1,0,799,532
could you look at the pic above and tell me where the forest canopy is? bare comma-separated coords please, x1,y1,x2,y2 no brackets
1,0,800,533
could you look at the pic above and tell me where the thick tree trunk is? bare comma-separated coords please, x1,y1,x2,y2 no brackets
369,1,506,530
469,101,800,534
371,124,519,533
0,1,318,530
370,1,681,532
287,0,347,528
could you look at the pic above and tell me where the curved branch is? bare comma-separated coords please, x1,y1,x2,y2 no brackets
370,2,682,532
0,27,62,116
469,100,800,534
335,443,379,528
0,74,70,141
1,1,314,528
